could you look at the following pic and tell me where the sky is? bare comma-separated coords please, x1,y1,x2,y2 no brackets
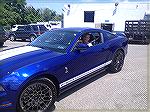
26,0,150,14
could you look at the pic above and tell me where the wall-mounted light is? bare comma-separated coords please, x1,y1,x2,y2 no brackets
113,2,119,16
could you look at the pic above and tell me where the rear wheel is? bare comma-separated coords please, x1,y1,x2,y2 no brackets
108,50,125,73
30,35,36,42
17,78,57,112
10,35,16,41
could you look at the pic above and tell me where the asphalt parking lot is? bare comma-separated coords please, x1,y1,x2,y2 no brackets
0,40,149,112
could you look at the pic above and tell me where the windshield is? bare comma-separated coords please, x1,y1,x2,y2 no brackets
28,30,78,53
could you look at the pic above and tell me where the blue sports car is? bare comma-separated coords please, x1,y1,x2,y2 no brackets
0,28,128,112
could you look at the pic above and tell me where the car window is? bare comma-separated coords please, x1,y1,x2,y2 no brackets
76,31,103,48
18,26,25,29
25,26,31,31
32,25,38,31
29,30,78,53
91,32,103,45
106,32,116,40
39,25,47,31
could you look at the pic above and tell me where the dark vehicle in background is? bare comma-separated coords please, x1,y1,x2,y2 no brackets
9,24,49,41
124,20,150,44
0,26,9,46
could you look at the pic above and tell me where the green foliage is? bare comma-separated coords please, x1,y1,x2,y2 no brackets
23,6,44,24
0,0,62,26
42,8,61,21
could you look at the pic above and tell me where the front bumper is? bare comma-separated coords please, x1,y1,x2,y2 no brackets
0,71,30,111
0,91,14,110
0,75,21,111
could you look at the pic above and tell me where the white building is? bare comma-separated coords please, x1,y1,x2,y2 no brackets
63,1,150,31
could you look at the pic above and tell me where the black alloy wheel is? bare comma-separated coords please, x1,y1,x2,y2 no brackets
18,78,57,112
108,50,125,73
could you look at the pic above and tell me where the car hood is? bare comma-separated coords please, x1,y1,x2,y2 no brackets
0,45,63,77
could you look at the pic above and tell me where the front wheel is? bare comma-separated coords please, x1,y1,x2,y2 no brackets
17,78,57,112
10,35,16,41
108,50,125,73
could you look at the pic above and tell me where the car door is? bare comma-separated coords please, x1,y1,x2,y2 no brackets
24,25,32,38
90,31,112,67
58,50,96,89
74,31,111,72
39,25,48,34
15,26,27,39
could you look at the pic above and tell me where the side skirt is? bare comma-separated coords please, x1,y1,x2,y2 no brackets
59,66,108,95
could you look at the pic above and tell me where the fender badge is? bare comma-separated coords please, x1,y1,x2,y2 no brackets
65,67,68,73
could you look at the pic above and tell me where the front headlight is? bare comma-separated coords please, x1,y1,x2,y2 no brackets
0,85,5,92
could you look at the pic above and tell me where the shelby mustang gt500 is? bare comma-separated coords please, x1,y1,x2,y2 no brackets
0,28,128,112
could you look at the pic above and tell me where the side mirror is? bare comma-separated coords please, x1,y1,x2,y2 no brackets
75,43,89,51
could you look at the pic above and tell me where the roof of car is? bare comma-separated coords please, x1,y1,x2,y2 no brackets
53,27,102,32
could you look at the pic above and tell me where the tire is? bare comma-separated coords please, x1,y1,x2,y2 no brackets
0,42,4,46
108,50,125,73
17,78,57,112
30,35,36,42
10,35,16,41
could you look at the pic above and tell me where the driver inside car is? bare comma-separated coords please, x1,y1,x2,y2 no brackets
82,33,93,47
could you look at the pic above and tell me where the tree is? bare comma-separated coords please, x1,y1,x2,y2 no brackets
0,0,62,26
0,0,26,26
42,8,62,22
53,14,63,21
42,8,53,21
24,6,44,24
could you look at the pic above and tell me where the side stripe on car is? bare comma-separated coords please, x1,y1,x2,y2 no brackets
59,60,112,88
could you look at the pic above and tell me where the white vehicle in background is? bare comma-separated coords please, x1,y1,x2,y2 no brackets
36,22,51,30
37,21,62,30
11,25,25,31
44,24,51,30
49,21,61,29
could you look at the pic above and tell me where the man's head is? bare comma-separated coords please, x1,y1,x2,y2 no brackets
82,33,91,44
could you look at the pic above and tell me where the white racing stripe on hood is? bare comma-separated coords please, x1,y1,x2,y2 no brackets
0,46,41,61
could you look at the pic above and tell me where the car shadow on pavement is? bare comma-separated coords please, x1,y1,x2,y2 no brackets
56,70,108,102
47,71,108,112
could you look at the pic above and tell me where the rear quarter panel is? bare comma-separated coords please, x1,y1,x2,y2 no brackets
104,34,128,61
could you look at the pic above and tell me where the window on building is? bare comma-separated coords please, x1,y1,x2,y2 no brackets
84,11,95,22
